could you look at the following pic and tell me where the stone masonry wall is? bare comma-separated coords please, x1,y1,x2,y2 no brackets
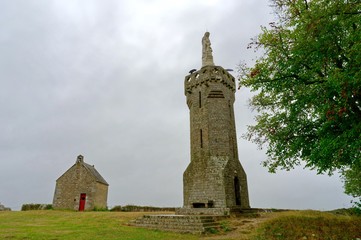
183,65,250,211
53,162,108,210
94,182,108,209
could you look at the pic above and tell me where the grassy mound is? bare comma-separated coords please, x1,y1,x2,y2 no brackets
252,211,361,240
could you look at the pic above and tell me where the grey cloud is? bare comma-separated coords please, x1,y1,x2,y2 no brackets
0,0,353,210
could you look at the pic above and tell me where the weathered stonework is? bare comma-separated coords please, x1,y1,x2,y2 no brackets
52,155,109,211
179,34,250,214
130,215,227,234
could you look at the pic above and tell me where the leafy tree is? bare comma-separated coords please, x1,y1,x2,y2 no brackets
342,162,361,198
239,0,361,196
342,162,361,212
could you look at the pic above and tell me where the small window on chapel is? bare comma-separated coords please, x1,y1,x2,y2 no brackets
200,129,203,148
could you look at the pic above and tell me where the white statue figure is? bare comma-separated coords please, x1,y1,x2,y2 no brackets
202,32,215,67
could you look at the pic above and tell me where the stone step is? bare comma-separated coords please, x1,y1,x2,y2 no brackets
129,214,226,234
132,219,221,226
134,225,204,234
131,221,220,229
134,223,220,230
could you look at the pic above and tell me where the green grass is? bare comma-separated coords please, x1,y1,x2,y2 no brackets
1,210,360,240
252,211,361,240
0,211,199,240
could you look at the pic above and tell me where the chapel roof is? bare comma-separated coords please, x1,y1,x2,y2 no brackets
82,161,109,186
56,155,109,186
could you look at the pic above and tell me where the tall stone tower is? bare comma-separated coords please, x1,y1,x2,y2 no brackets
179,32,250,215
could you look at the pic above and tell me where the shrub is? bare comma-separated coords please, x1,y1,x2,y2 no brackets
93,206,108,211
206,227,219,234
351,199,361,216
220,221,231,232
110,205,122,212
21,204,52,211
109,205,175,212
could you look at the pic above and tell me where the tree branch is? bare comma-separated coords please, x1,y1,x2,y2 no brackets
343,11,361,15
304,0,309,10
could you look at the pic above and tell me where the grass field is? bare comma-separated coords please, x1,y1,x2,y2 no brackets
0,210,360,240
0,211,198,240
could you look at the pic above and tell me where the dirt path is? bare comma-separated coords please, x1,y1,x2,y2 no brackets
202,213,276,240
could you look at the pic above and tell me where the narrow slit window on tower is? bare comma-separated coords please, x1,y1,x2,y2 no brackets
228,101,231,118
200,129,203,148
199,91,202,108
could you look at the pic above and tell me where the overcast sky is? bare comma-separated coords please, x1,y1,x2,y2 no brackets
0,0,354,211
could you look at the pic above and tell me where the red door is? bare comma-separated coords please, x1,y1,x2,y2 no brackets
79,193,86,211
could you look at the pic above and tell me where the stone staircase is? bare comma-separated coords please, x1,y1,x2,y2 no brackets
129,214,227,234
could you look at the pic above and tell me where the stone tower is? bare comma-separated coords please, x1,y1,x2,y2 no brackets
178,32,250,215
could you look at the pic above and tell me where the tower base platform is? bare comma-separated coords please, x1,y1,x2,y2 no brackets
129,214,228,234
175,207,230,216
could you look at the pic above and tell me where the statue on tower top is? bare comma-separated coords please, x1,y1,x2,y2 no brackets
202,32,215,67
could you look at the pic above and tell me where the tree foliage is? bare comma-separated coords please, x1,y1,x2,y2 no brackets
343,162,361,198
343,161,361,209
239,0,361,188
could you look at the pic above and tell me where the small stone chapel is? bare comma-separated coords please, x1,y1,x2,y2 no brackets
52,155,109,211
